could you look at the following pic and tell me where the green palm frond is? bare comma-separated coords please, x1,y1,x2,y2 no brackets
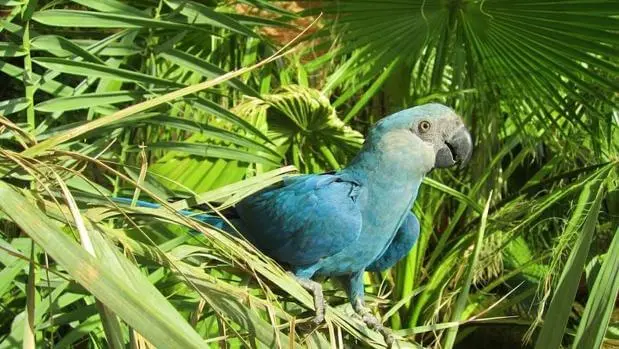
235,84,364,172
304,0,618,125
151,85,363,192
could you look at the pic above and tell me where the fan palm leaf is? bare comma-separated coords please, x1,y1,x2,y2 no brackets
303,0,618,126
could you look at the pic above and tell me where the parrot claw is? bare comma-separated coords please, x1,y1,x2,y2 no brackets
288,272,326,325
354,299,396,347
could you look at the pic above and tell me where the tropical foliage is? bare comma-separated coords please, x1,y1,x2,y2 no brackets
0,0,617,348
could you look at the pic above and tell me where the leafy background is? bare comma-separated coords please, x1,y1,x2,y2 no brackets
0,0,617,348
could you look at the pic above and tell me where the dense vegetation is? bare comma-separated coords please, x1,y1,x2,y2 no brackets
0,1,617,348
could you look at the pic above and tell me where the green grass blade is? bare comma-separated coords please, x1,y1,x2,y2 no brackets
96,302,124,349
0,257,26,298
136,142,281,166
443,191,492,348
0,97,29,116
533,171,609,349
137,115,280,157
0,59,76,97
34,90,161,112
20,33,298,156
32,57,180,87
60,40,139,57
32,10,211,33
30,35,105,64
342,59,398,123
0,182,209,349
423,177,484,214
160,49,260,97
573,226,619,349
71,0,147,17
164,0,257,37
0,42,26,57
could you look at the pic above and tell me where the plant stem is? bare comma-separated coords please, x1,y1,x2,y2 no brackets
23,21,35,129
443,191,492,348
318,143,341,170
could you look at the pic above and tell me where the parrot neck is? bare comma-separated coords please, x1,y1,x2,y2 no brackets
343,129,434,188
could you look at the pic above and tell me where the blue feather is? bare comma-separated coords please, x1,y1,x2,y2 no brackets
111,197,227,229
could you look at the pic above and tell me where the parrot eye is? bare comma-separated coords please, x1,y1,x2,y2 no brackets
418,121,431,133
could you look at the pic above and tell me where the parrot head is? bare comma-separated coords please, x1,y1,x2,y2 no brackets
370,103,473,170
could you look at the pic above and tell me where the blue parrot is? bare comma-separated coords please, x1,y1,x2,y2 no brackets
116,103,472,345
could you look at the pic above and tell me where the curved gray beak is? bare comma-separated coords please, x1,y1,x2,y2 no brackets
434,126,473,169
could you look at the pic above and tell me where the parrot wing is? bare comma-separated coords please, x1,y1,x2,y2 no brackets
236,173,364,266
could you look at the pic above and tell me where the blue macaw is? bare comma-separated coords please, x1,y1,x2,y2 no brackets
117,103,472,345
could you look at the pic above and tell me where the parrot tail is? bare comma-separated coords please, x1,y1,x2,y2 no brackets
111,197,232,230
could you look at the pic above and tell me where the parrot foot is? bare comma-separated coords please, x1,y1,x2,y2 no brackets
288,272,326,325
353,298,395,347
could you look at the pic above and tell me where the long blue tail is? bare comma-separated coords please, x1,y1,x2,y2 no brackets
112,197,229,230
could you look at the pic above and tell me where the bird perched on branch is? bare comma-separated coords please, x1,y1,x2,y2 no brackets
118,103,473,346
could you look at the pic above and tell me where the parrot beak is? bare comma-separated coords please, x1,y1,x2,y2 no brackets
434,126,473,169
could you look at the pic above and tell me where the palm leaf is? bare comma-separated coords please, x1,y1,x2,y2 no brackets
304,0,618,124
